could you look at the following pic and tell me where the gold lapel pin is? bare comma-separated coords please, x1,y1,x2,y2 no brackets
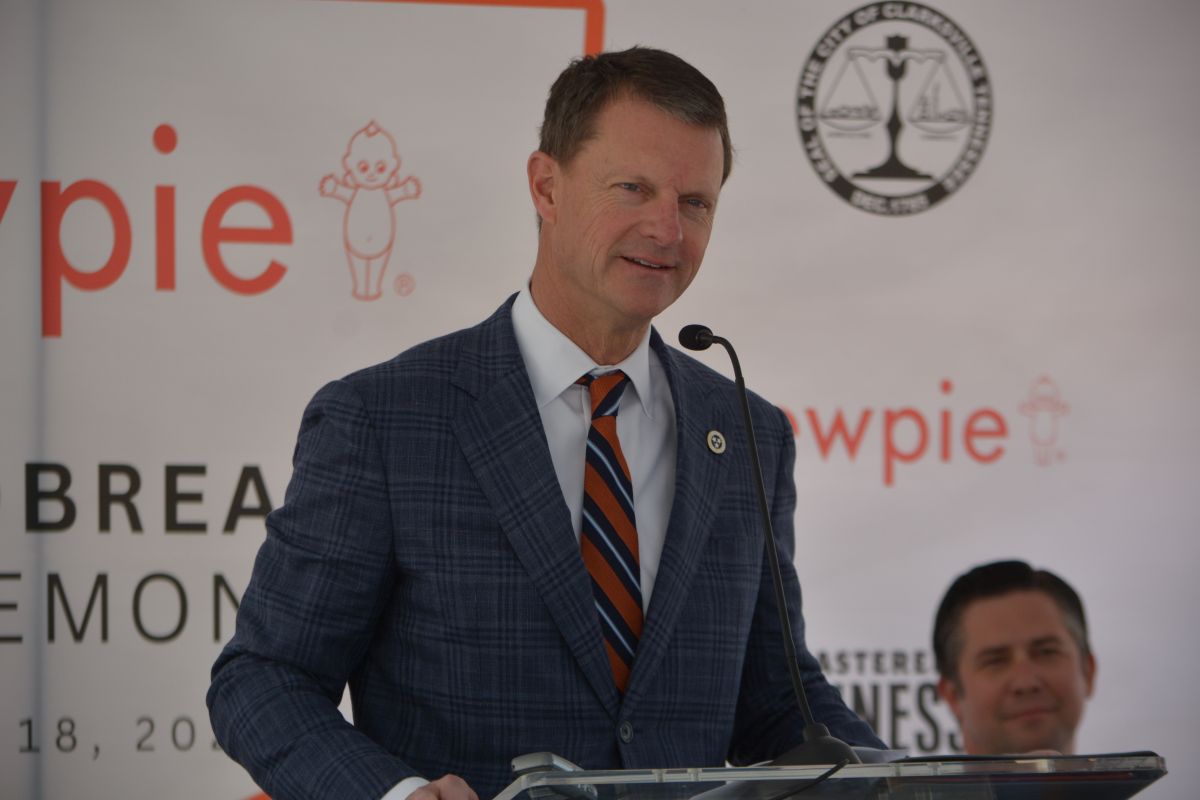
706,430,726,454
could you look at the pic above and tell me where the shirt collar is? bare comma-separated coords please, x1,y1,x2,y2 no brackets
512,286,655,419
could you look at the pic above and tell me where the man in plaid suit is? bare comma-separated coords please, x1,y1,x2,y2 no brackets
208,46,883,800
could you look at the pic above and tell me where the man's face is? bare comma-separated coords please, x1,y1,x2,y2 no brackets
939,590,1096,755
529,94,724,343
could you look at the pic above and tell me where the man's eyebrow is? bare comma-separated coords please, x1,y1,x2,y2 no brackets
1030,635,1067,648
972,645,1011,663
607,172,719,199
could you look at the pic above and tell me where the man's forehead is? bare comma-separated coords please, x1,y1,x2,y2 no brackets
959,590,1074,652
576,98,724,180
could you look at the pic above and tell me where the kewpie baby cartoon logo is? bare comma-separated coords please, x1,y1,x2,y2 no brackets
1019,375,1069,466
320,121,421,300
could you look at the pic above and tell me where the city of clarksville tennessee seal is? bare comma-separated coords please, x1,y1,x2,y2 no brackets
796,2,992,216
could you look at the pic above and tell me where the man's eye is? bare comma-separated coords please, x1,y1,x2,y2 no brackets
618,182,641,192
685,198,710,210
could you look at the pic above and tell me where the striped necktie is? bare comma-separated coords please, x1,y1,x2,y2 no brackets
578,370,643,694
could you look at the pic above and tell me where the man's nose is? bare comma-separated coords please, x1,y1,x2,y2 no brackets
642,195,683,245
1009,657,1045,694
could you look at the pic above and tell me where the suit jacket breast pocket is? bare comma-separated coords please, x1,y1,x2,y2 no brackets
680,528,762,643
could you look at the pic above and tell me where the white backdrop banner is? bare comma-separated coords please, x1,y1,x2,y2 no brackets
1,1,1197,798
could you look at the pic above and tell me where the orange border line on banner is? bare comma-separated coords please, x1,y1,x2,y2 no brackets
330,0,605,54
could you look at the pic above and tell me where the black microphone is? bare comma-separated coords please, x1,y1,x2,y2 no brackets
678,324,860,767
677,324,715,352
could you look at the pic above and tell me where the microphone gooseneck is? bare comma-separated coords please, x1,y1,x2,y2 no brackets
678,324,860,767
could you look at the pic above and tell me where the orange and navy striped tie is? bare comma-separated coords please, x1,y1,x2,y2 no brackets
578,370,643,694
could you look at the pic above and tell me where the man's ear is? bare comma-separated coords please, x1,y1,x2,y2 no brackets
527,150,560,226
938,675,963,721
1082,652,1097,698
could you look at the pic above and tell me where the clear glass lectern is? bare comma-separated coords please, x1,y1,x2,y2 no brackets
494,753,1166,800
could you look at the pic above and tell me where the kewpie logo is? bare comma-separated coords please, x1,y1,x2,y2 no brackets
319,121,421,300
2,123,293,338
1019,375,1069,466
5,119,428,337
782,376,1070,486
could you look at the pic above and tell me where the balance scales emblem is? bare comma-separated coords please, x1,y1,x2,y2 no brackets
797,4,991,216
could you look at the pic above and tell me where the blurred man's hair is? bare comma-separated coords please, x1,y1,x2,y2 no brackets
539,46,732,184
933,560,1090,686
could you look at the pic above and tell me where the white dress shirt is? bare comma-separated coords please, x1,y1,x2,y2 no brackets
510,286,677,607
386,289,678,800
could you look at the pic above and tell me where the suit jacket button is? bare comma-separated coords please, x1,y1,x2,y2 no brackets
618,720,634,744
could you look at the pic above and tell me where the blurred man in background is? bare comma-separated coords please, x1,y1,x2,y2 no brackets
933,560,1096,754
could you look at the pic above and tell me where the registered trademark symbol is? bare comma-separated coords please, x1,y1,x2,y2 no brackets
394,273,415,297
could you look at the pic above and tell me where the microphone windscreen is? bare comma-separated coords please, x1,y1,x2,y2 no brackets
678,324,714,351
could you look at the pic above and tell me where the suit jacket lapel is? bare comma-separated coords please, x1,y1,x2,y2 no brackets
625,334,734,706
451,300,621,717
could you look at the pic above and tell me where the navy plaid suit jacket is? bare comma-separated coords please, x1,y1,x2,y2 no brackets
208,296,882,800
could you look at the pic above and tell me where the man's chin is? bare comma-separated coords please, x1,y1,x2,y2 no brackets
999,719,1069,755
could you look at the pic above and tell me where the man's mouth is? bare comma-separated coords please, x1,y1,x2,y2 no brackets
623,255,673,270
1005,707,1055,721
